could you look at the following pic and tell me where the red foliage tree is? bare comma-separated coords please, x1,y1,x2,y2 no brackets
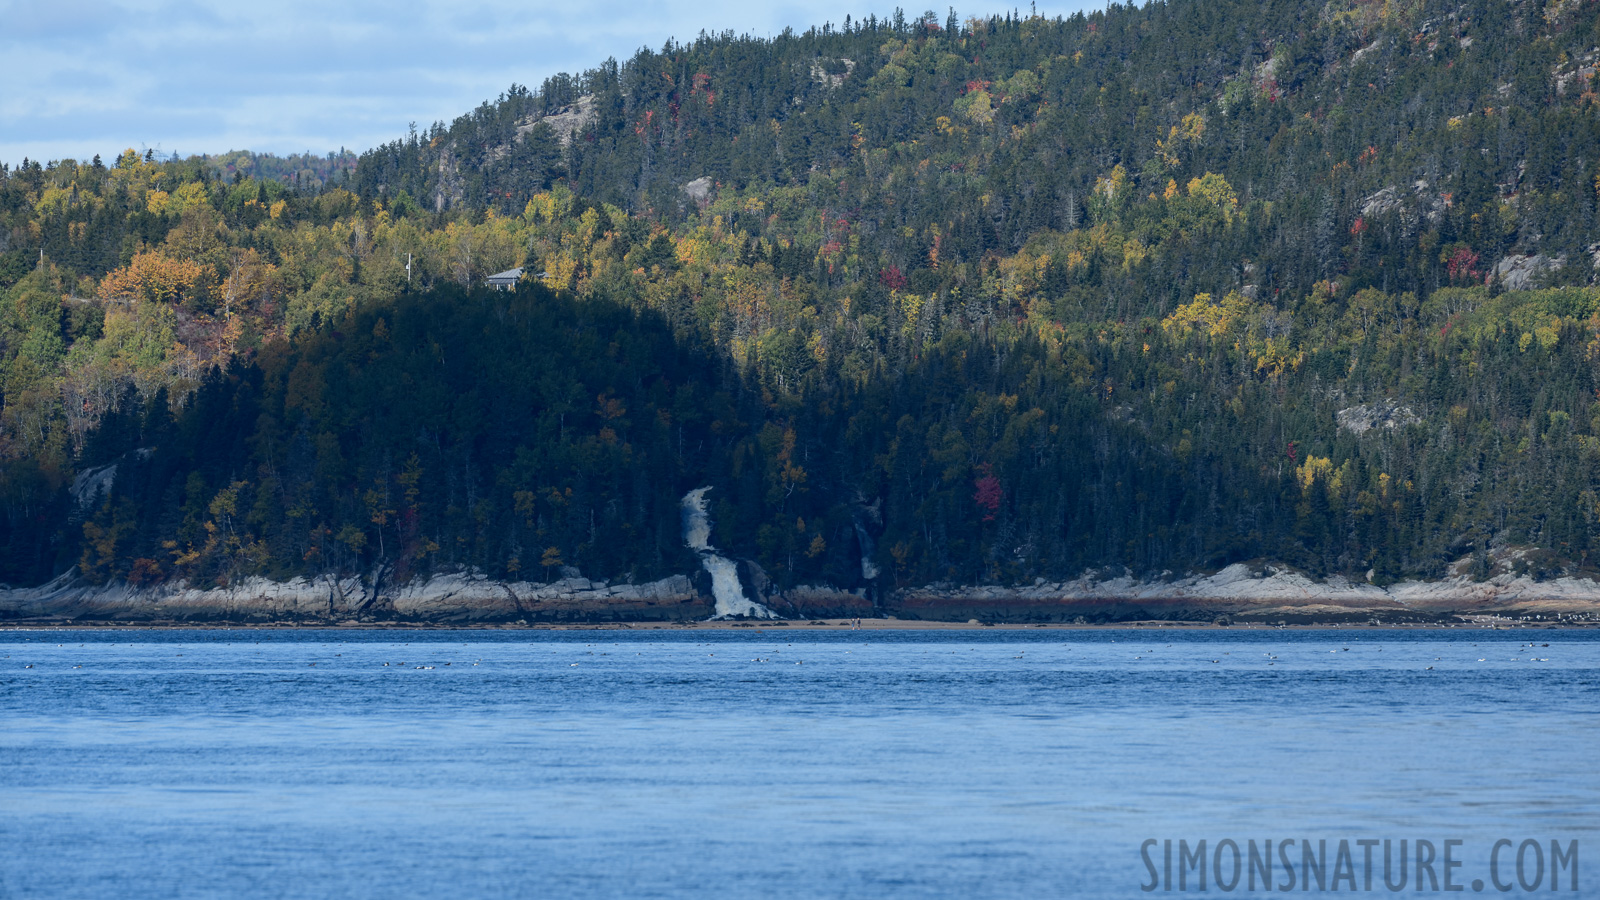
1446,247,1480,283
973,463,1002,522
879,265,908,291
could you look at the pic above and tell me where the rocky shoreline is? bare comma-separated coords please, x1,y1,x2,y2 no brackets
3,562,1600,626
896,563,1600,624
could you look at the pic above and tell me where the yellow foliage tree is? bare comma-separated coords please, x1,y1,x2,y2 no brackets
1162,291,1252,339
1186,172,1239,220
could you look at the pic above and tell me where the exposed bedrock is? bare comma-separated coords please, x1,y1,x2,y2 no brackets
0,571,712,624
895,564,1600,623
3,562,1598,624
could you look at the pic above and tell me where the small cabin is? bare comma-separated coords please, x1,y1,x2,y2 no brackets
485,267,524,291
485,267,550,291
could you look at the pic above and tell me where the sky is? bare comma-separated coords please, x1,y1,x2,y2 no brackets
1,0,1098,167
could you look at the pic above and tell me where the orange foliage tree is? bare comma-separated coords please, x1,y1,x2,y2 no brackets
98,251,215,309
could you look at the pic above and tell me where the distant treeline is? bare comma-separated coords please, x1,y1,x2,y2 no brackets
205,150,360,192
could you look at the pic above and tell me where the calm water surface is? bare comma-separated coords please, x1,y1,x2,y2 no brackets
0,627,1595,898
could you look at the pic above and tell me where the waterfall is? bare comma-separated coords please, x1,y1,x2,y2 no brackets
680,487,776,619
853,521,881,580
682,487,714,552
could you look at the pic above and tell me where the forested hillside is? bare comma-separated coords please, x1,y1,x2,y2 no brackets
4,0,1600,594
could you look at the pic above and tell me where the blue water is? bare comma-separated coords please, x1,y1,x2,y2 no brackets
1,627,1595,898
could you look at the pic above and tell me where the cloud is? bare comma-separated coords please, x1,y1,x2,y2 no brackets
0,0,1097,165
2,0,129,42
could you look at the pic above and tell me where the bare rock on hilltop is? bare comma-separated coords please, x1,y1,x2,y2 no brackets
1337,399,1420,435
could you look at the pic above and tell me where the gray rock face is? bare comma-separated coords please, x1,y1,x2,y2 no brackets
766,585,873,618
512,95,595,148
1336,399,1421,434
434,145,464,212
1492,253,1565,290
809,58,856,89
1358,181,1450,224
1253,56,1280,85
682,177,713,205
897,562,1600,621
70,448,153,508
6,559,1600,624
0,570,707,623
70,463,118,509
1553,51,1599,95
1360,186,1402,218
0,572,372,621
385,572,702,621
1350,38,1384,65
460,96,598,207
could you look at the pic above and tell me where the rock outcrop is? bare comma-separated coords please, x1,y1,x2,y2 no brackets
0,570,710,624
1358,180,1451,224
1491,253,1564,290
895,563,1600,623
765,585,875,619
5,562,1599,625
682,177,713,206
69,448,151,509
1336,399,1421,434
809,58,856,89
517,95,595,148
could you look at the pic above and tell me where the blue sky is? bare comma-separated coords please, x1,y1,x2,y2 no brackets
1,0,1097,167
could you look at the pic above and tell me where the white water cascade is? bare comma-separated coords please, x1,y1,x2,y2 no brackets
853,522,882,581
681,487,776,619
